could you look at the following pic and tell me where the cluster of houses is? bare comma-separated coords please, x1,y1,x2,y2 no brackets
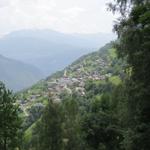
46,64,111,99
19,55,112,115
45,56,111,99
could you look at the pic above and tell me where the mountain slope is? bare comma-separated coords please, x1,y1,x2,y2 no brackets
0,29,116,76
17,42,126,148
18,43,125,124
0,55,43,91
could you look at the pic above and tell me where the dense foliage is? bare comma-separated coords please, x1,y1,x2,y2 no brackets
25,0,149,149
1,0,149,149
0,82,22,150
110,0,150,149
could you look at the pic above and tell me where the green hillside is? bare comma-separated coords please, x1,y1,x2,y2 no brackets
17,43,125,132
1,1,149,149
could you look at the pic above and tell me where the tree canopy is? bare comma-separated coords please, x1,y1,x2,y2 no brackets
0,82,22,150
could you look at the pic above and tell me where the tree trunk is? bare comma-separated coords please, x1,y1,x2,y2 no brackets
4,138,7,150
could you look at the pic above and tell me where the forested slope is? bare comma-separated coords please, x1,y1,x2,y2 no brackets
18,42,126,149
1,0,149,150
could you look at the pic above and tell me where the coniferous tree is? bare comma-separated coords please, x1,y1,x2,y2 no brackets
0,82,22,150
35,98,62,150
61,97,82,150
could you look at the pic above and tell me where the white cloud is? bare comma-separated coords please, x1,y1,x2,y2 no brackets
0,0,10,8
0,0,117,36
62,7,86,18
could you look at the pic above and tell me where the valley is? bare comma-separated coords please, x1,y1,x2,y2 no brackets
0,1,149,149
0,55,43,91
0,29,116,76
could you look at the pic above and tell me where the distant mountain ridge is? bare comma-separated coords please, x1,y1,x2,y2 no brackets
3,29,115,49
0,29,116,76
0,55,43,91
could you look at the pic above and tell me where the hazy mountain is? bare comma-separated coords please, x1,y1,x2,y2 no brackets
0,29,116,76
0,55,43,91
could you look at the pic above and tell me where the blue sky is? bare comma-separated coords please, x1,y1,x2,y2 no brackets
0,0,117,36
